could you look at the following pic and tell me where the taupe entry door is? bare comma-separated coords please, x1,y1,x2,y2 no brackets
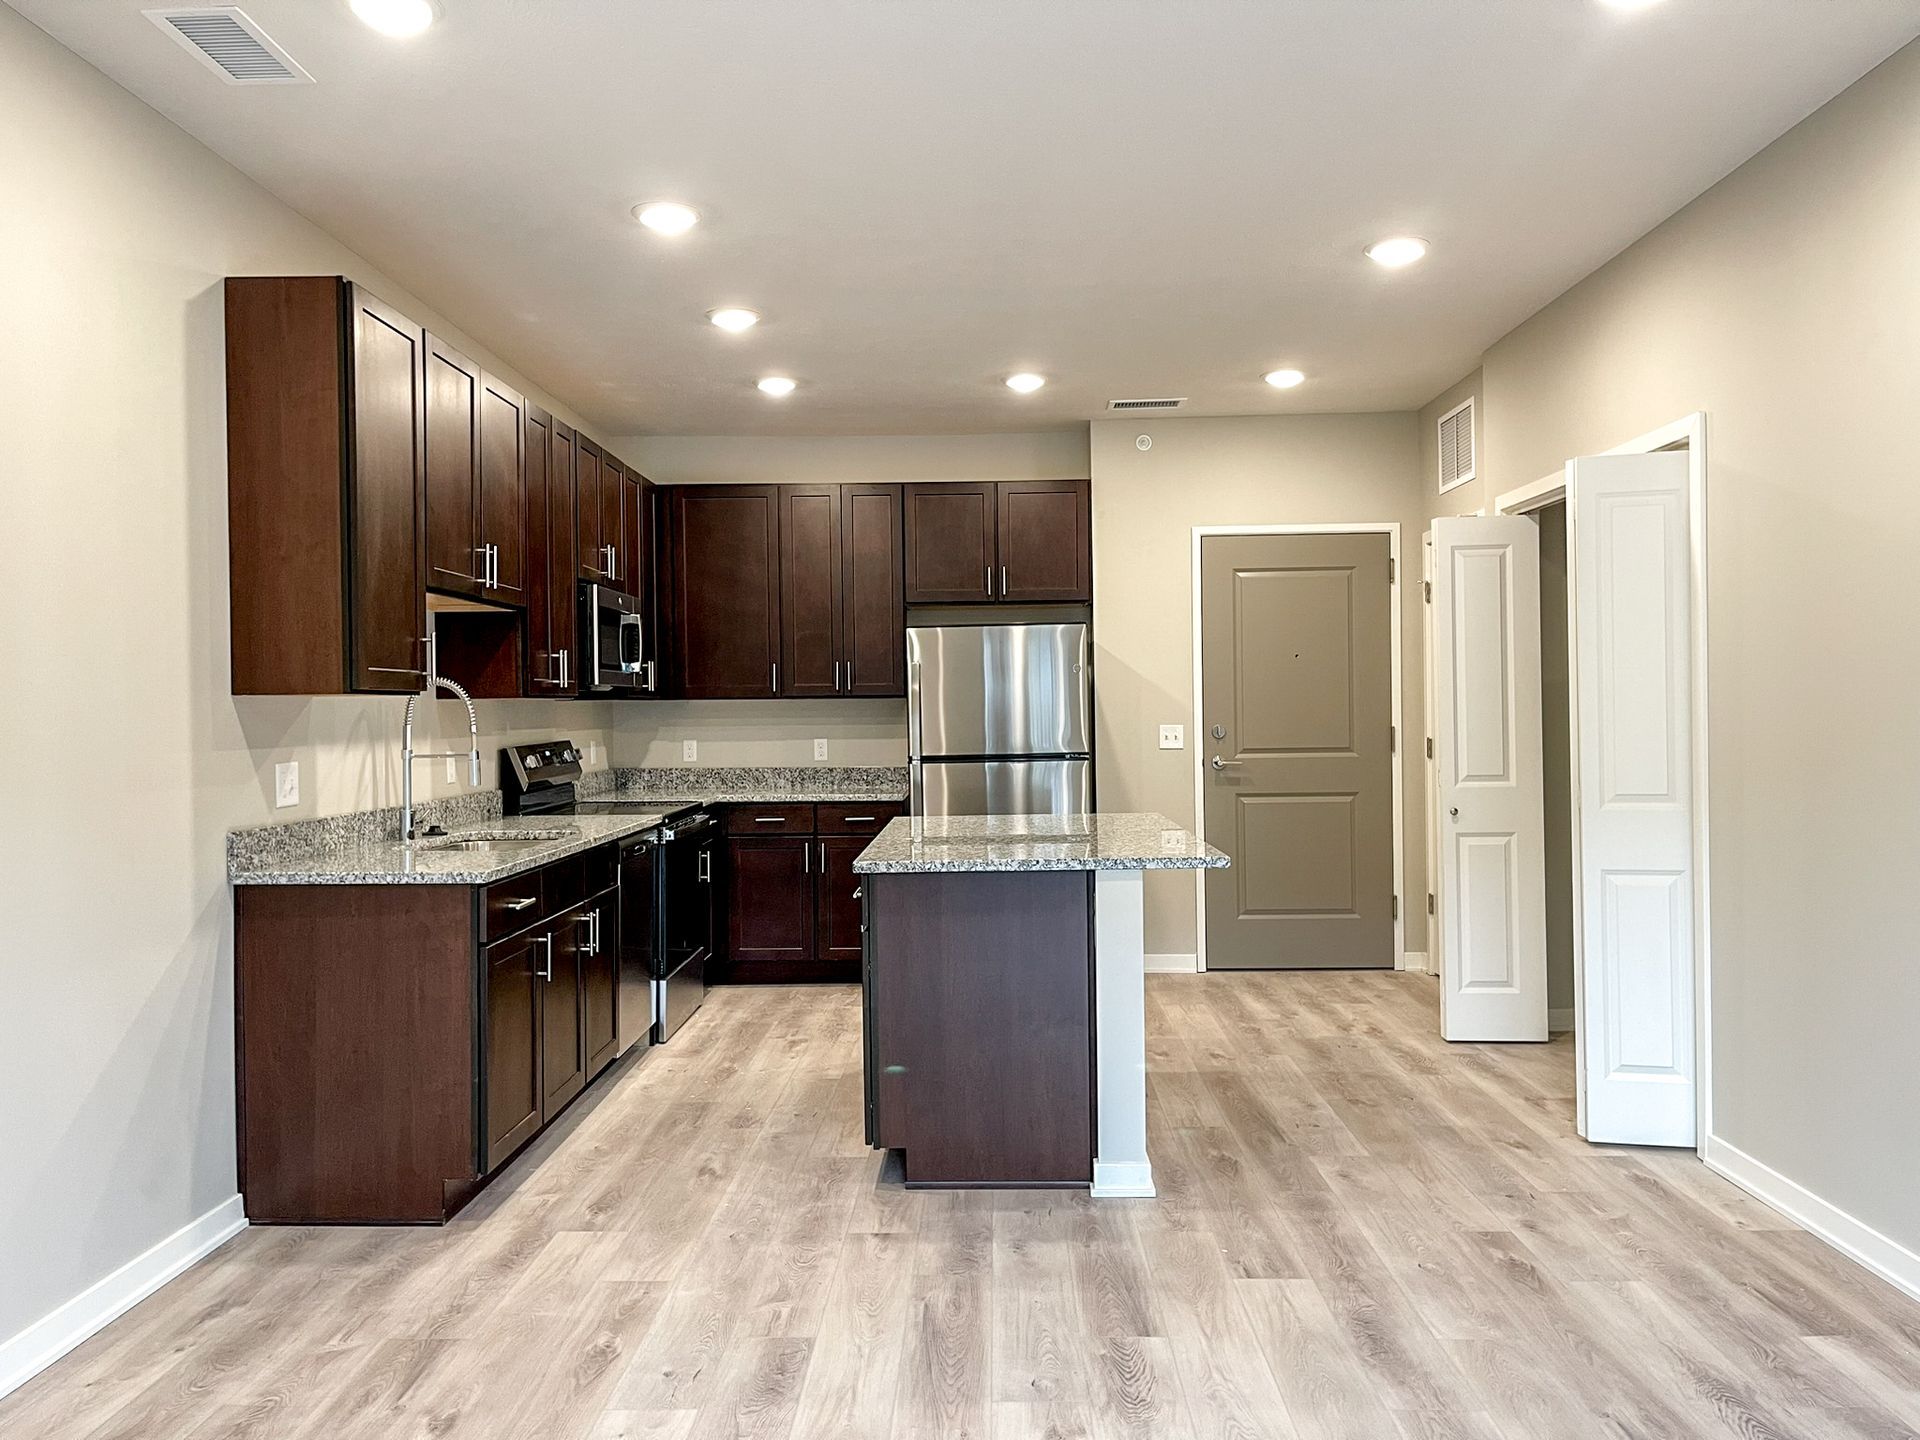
1201,532,1394,969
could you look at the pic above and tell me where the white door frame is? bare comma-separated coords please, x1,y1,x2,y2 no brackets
1189,523,1407,973
1494,411,1712,1154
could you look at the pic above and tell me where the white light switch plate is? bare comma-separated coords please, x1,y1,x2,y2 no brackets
1159,724,1185,750
813,738,829,761
274,760,299,808
683,739,698,762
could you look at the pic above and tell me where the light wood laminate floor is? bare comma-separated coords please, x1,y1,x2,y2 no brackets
7,972,1920,1440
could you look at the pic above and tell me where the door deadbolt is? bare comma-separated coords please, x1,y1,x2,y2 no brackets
1210,724,1226,740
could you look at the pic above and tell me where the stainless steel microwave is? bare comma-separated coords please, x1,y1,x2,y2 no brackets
579,582,654,693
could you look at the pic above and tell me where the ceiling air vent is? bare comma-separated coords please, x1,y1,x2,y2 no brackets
144,8,313,85
1437,396,1476,493
1107,397,1187,412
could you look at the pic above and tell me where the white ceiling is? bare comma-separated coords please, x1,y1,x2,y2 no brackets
14,1,1918,435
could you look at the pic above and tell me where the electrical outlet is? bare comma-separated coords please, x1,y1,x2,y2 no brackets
273,760,299,808
1158,724,1185,750
445,757,457,784
813,738,829,761
683,739,698,762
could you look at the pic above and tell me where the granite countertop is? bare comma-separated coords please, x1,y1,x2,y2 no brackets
851,813,1230,874
610,787,907,805
229,812,677,886
594,765,907,807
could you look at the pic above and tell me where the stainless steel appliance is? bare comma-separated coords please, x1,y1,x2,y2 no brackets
906,621,1092,816
578,582,655,694
501,740,712,1046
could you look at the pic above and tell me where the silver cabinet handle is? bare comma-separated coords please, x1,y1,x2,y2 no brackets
492,543,500,589
504,896,537,911
536,933,554,981
842,815,875,823
578,910,597,955
805,843,811,874
819,841,826,871
1000,565,1007,596
697,849,711,883
559,650,569,688
753,816,785,823
984,565,991,595
1210,756,1242,771
771,662,779,693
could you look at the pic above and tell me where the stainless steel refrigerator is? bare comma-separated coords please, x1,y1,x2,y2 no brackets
907,621,1092,816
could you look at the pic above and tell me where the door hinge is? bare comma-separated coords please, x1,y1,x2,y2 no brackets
1427,892,1436,915
1388,557,1396,583
1390,725,1396,753
1392,895,1400,920
1425,736,1433,760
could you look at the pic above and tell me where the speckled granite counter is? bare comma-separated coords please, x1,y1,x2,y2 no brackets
600,765,907,806
851,812,1227,874
228,811,676,886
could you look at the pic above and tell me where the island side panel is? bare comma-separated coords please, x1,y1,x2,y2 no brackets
1092,868,1154,1197
867,870,1093,1186
236,884,477,1223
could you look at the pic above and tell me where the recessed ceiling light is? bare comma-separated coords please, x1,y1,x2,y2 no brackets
1005,372,1046,394
1365,236,1429,269
708,307,760,333
349,0,437,39
634,202,699,236
757,376,797,397
1263,369,1306,389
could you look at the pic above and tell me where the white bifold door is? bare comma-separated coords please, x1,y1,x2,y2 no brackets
1432,517,1548,1042
1568,451,1696,1148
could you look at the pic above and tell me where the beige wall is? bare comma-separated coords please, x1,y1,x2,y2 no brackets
1089,415,1427,958
1415,38,1920,1256
0,6,624,1359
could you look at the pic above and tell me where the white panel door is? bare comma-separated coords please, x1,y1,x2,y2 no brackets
1433,517,1548,1042
1569,451,1696,1146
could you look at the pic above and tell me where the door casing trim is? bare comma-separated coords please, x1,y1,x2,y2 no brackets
1189,522,1406,973
1495,411,1711,1156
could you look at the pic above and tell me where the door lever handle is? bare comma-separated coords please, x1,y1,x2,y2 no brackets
1210,756,1242,771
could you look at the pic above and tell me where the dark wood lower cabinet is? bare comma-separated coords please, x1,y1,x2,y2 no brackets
236,851,627,1225
723,837,818,980
817,836,869,971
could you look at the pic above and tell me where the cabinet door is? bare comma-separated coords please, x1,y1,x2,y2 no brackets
478,372,526,602
548,422,579,689
484,930,543,1172
346,287,428,692
724,837,815,979
620,471,656,689
816,836,867,980
540,922,586,1121
576,437,605,581
841,483,904,695
779,485,841,697
997,480,1090,602
903,483,995,603
601,454,627,588
424,333,482,594
523,406,556,692
580,893,620,1079
668,485,781,698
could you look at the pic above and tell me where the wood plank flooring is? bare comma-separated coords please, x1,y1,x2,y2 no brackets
7,971,1920,1439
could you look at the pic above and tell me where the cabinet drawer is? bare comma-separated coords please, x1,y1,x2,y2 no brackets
816,802,905,835
724,804,815,835
483,870,544,941
542,853,588,915
580,841,618,897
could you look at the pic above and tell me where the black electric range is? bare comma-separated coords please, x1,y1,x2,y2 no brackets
500,741,716,1045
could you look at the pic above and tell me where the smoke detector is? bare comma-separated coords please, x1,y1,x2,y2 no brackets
145,8,312,85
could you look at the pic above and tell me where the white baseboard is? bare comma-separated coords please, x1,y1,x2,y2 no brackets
1144,952,1198,973
0,1195,247,1402
1091,1160,1157,1198
1549,1007,1575,1032
1401,950,1429,974
1703,1137,1920,1306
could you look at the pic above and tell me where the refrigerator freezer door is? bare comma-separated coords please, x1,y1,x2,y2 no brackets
912,758,1092,817
907,623,1091,758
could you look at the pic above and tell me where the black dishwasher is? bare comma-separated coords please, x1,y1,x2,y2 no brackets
628,810,716,1043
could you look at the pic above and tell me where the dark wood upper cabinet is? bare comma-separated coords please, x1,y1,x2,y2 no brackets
903,482,995,603
998,480,1090,601
226,276,426,695
841,484,905,695
778,485,842,698
902,479,1090,605
478,373,526,602
575,436,606,581
424,333,484,595
524,407,579,693
619,469,647,604
599,454,627,588
667,485,781,698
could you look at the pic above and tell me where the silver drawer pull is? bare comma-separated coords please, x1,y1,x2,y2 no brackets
504,896,538,911
842,815,876,823
753,816,786,823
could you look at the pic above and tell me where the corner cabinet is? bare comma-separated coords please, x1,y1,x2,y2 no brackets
903,478,1090,605
227,277,429,694
236,845,626,1224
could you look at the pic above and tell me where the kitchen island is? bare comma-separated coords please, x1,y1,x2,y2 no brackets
853,812,1227,1196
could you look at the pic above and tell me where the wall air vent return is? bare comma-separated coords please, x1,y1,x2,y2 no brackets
144,8,313,85
1107,397,1186,412
1437,396,1476,493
